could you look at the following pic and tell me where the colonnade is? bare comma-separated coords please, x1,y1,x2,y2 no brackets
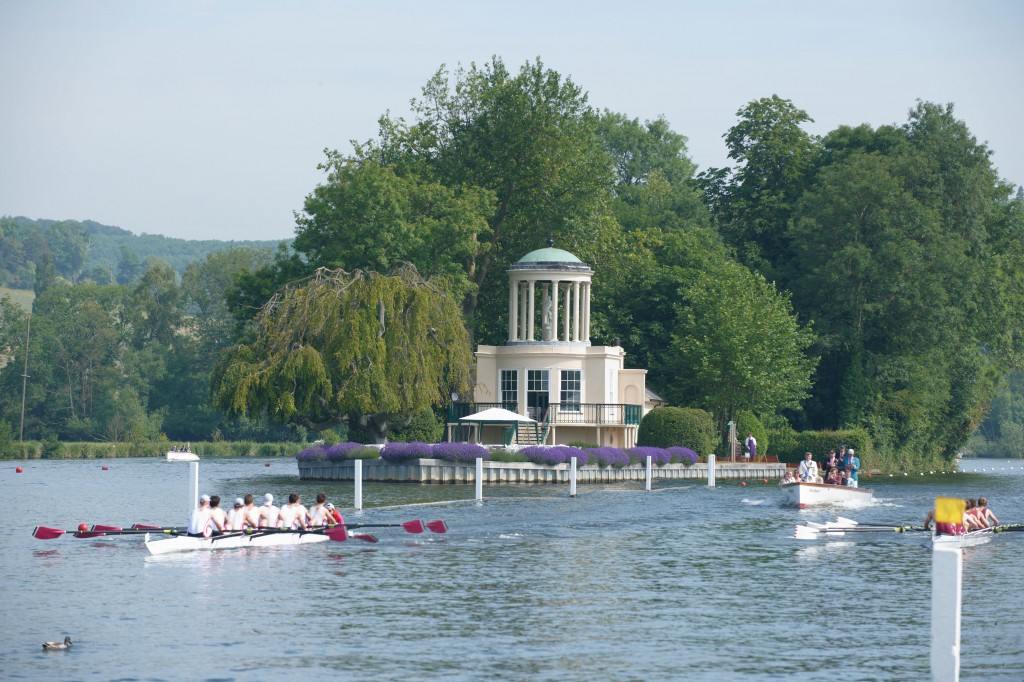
507,278,590,343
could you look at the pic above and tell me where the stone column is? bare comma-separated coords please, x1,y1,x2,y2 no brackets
562,282,570,342
583,282,591,342
519,282,528,340
508,279,518,341
527,280,536,341
551,279,559,341
572,281,581,342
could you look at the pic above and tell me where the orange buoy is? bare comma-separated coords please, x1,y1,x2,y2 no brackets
761,478,768,483
78,523,88,532
264,463,270,467
101,465,109,471
16,466,23,473
740,481,747,487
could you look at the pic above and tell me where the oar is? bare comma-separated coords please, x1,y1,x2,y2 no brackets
342,519,448,534
131,524,186,532
32,525,177,540
992,523,1024,533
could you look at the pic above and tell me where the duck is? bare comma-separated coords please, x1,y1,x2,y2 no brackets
42,636,72,650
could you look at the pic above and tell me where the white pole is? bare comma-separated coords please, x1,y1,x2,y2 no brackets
475,457,483,501
931,543,962,682
707,454,716,487
645,455,652,491
188,461,199,514
569,456,577,498
354,459,363,511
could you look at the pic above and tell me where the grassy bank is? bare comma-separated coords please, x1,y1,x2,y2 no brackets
1,441,302,460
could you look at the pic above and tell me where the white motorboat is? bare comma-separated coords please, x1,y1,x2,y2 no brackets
780,481,873,508
145,530,329,555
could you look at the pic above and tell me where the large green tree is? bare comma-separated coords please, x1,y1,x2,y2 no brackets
213,265,472,442
289,57,617,345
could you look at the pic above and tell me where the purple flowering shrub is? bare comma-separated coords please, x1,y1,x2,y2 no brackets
295,445,327,462
588,447,630,468
521,446,589,466
381,441,434,462
667,446,699,465
432,442,490,462
628,446,672,465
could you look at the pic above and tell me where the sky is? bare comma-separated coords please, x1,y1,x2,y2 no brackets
2,1,1022,243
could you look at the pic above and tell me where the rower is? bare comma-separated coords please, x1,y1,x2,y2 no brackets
278,493,309,530
241,494,261,529
928,497,967,536
258,493,280,528
208,496,228,535
325,502,343,525
977,497,999,527
187,494,212,537
227,498,245,530
307,492,330,527
963,499,985,530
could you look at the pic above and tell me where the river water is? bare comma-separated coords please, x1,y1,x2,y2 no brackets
2,457,1022,681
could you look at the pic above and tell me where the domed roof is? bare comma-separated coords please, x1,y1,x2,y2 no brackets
516,247,583,264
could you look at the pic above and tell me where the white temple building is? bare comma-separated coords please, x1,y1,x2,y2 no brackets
447,246,648,448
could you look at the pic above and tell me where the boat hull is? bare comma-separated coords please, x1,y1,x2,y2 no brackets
932,527,993,549
145,531,329,555
780,481,873,508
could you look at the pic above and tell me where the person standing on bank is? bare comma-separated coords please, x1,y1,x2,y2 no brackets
745,433,757,460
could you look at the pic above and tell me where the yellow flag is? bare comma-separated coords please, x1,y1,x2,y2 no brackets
935,497,966,524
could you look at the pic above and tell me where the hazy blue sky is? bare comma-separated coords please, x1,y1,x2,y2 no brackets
2,1,1021,242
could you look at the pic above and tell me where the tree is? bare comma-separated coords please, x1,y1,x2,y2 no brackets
699,95,817,279
44,221,90,282
666,260,817,432
115,245,143,285
213,265,472,442
129,261,182,348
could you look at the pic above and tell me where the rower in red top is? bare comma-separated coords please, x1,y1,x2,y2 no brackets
977,497,999,527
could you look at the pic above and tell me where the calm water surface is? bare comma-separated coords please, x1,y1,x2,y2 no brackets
2,457,1022,681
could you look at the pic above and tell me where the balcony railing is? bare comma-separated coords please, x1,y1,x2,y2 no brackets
447,402,641,426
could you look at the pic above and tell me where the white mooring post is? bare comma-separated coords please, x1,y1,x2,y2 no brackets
707,454,716,487
475,457,483,501
188,461,199,513
931,543,962,682
569,456,577,498
353,459,363,511
645,455,652,491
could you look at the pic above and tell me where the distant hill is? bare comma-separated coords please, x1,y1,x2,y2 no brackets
0,215,289,288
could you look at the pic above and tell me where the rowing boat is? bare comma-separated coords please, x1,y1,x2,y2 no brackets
144,530,329,555
780,481,873,508
931,527,994,549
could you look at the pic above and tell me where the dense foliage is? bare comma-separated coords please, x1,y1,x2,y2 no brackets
637,407,717,454
3,59,1022,467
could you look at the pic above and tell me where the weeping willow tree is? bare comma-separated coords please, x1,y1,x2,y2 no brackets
212,264,471,442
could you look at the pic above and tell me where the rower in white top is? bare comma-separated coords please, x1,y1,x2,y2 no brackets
307,492,331,527
227,498,246,531
258,493,280,528
798,452,822,483
187,494,212,537
278,493,310,530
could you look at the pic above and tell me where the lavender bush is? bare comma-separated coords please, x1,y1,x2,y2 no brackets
381,441,434,462
521,445,589,466
295,445,328,462
666,446,699,465
628,446,672,465
431,442,490,462
587,447,630,468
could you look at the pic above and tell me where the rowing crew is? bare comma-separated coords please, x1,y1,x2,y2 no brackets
187,492,343,538
923,497,999,535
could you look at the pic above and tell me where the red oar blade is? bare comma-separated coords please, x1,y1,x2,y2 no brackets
91,524,123,532
324,526,348,542
350,533,379,543
131,524,162,530
33,526,66,540
74,531,107,538
401,519,425,534
425,520,448,534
